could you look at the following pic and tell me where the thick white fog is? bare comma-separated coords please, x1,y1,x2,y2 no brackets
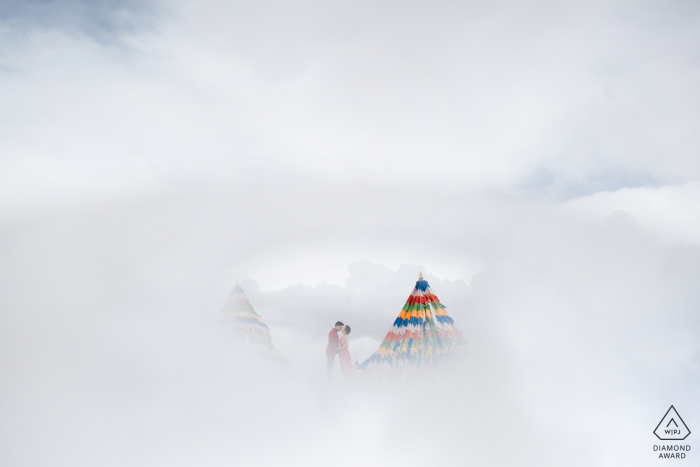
1,1,699,466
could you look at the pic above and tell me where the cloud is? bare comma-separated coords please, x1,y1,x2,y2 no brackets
0,0,157,42
241,261,470,365
2,0,700,465
2,0,700,218
2,191,698,465
559,182,700,243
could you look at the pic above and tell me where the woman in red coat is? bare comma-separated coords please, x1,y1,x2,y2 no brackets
337,325,356,381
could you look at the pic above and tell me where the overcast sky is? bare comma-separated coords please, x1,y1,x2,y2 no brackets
1,1,699,466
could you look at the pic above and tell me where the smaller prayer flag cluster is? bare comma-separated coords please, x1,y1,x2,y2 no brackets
358,272,467,380
221,281,287,364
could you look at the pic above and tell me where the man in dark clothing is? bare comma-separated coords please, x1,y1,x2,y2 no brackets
326,321,344,378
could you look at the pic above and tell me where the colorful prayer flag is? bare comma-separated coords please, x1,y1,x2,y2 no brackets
358,272,467,381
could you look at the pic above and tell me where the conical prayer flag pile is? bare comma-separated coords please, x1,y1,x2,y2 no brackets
358,272,467,380
220,281,287,364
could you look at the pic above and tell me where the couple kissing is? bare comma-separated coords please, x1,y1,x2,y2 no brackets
326,321,356,381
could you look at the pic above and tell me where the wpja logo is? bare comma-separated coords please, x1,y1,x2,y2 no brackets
653,406,691,459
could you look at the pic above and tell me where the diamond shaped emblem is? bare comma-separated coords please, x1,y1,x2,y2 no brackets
654,406,691,440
